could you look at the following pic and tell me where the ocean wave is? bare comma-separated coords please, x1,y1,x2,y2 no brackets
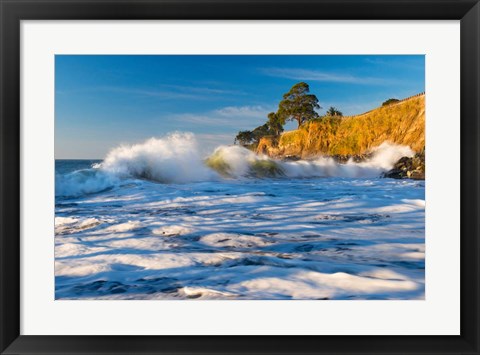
208,141,413,179
56,133,414,198
100,133,216,183
55,168,119,198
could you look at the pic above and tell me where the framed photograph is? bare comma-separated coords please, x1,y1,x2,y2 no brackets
1,0,479,354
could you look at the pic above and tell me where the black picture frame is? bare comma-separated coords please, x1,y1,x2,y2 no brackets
1,0,479,354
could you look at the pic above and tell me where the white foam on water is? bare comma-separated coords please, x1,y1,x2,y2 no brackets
200,233,274,249
281,142,414,178
103,221,142,233
54,134,424,300
101,237,171,251
231,270,419,300
55,217,103,235
55,174,425,300
151,225,194,236
55,217,78,226
55,243,109,258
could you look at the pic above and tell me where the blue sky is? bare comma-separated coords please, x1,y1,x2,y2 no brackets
55,55,425,159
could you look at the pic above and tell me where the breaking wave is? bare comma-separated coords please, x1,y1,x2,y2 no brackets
207,142,413,179
56,132,414,197
100,133,215,183
55,168,119,198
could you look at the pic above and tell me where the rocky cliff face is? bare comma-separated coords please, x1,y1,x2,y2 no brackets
257,94,425,159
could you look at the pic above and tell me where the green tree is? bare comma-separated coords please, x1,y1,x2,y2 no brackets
382,98,400,106
266,112,284,136
277,82,320,128
234,130,254,146
326,106,343,117
252,124,271,141
234,123,275,147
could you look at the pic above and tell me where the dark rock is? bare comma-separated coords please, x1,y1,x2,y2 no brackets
409,170,425,180
383,168,406,179
330,152,373,163
384,150,425,180
282,155,301,161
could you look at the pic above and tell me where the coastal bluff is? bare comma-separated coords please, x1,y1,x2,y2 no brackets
256,93,425,159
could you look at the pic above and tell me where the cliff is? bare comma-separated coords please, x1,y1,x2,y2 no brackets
256,93,425,159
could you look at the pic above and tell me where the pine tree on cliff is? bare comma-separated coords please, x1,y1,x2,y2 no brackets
277,82,321,128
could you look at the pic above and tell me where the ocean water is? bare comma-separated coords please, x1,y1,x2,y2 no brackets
55,133,425,300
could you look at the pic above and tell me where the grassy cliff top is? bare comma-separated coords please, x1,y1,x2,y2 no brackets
258,93,425,158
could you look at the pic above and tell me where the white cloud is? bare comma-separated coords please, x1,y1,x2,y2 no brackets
115,88,203,100
173,113,226,125
364,57,424,70
175,105,273,129
261,68,393,85
161,84,245,96
214,105,269,117
58,84,244,101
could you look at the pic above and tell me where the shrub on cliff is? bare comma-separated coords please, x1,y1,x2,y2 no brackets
234,130,255,146
382,98,400,106
234,123,277,148
326,107,343,117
